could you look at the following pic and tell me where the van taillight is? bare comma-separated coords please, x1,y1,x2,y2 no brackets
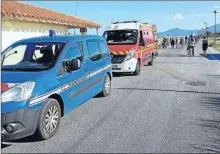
2,83,9,92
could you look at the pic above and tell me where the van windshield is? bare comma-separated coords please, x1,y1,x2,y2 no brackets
1,42,65,71
103,30,138,45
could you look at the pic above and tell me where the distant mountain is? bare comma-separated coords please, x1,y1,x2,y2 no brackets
207,23,220,33
158,24,220,36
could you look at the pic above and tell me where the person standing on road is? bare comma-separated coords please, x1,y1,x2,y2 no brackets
180,37,184,48
185,36,188,44
202,36,208,56
171,38,175,48
188,35,195,56
175,38,178,48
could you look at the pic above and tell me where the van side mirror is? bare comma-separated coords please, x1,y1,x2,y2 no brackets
90,54,102,61
62,58,81,72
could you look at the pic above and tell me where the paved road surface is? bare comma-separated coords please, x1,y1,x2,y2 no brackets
2,43,220,153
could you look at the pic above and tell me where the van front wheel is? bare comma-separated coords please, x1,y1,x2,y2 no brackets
36,98,61,140
133,60,141,76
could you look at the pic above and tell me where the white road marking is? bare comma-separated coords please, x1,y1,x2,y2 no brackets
156,62,166,72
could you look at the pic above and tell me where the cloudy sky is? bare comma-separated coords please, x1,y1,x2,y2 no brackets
23,1,220,34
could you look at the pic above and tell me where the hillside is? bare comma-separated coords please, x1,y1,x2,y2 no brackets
158,24,220,36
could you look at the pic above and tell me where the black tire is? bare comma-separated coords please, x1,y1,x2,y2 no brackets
133,60,141,76
99,74,111,97
148,54,154,66
35,98,61,140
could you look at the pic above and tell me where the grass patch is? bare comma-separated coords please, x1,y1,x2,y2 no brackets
208,37,220,52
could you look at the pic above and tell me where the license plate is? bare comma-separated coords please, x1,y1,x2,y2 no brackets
112,65,117,68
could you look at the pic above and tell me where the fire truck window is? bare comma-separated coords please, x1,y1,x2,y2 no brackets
139,31,145,46
104,30,138,44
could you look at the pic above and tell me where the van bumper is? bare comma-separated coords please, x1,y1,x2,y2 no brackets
1,108,41,142
111,58,137,73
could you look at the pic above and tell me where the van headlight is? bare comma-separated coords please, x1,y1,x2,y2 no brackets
124,49,135,61
2,81,35,103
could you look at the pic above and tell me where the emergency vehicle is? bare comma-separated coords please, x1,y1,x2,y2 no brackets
103,21,157,75
1,30,112,141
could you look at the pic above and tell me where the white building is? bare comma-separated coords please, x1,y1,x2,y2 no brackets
2,1,101,51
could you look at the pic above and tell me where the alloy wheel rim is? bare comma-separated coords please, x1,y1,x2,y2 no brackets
45,105,59,133
104,76,111,94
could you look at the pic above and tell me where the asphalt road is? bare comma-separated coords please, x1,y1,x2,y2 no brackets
2,43,220,153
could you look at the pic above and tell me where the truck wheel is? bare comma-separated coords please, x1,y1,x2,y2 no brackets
133,60,141,76
36,98,61,140
99,74,111,97
148,54,154,66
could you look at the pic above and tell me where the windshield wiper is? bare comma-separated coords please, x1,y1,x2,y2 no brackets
1,51,18,66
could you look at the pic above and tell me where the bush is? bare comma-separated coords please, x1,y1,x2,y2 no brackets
209,42,215,47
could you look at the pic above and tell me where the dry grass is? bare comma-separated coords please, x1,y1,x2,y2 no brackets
208,37,220,52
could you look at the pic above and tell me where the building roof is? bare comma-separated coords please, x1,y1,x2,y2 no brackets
1,1,101,29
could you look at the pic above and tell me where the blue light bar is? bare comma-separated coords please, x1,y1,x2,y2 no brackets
49,29,56,37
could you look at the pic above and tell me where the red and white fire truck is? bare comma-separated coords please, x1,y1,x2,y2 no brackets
103,21,157,75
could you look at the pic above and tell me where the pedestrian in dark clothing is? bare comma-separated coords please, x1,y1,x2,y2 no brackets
202,36,208,56
175,38,178,48
185,36,188,44
171,38,175,48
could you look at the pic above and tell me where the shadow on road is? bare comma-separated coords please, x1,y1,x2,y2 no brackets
114,87,220,95
158,53,190,57
158,52,203,58
113,73,134,78
2,134,42,145
1,143,11,149
190,96,220,153
205,74,220,78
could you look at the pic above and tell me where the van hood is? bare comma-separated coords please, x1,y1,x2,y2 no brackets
2,71,46,83
108,44,137,55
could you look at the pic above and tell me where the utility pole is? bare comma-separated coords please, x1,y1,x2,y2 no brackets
74,1,78,35
213,10,217,45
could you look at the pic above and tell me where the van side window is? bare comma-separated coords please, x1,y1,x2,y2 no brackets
99,41,110,55
86,40,101,61
64,42,83,61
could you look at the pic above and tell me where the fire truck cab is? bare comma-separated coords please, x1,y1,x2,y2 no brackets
103,21,157,75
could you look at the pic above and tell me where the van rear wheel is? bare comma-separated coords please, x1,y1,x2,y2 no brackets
35,98,61,140
99,74,111,97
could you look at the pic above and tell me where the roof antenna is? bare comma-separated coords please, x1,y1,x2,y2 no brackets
74,1,78,35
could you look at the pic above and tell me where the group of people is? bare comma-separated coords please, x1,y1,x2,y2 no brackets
186,35,208,57
162,37,190,49
160,35,209,57
170,37,185,48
